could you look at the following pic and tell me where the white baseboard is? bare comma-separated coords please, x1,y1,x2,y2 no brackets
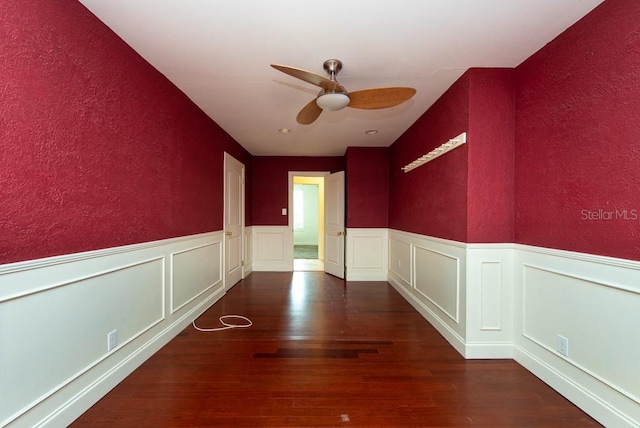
514,345,639,428
463,342,513,359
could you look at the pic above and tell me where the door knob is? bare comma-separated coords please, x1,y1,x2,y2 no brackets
225,231,232,236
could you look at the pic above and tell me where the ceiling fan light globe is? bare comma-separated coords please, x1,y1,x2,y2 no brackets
316,93,350,111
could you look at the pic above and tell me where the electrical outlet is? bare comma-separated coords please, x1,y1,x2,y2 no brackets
557,334,569,357
107,329,118,351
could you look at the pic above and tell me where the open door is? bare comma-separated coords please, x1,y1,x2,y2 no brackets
324,171,345,279
224,153,244,290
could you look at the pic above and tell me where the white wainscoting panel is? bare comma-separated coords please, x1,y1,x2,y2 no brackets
388,233,640,425
414,245,460,323
480,262,502,329
387,230,467,356
523,264,640,400
345,228,387,281
243,226,253,277
388,236,412,288
252,226,292,272
171,241,222,313
1,258,164,427
513,245,640,428
0,232,225,428
465,245,514,358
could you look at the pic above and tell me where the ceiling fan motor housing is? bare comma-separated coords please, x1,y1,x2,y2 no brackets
316,59,350,110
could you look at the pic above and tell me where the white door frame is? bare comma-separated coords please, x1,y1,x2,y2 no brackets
323,171,345,279
224,152,245,290
288,171,328,269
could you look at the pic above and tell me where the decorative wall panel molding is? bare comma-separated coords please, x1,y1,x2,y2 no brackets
465,246,514,358
171,241,222,313
0,232,225,428
388,229,640,427
345,228,388,281
252,226,293,272
480,261,503,330
243,226,253,277
513,246,640,428
387,229,467,356
388,237,412,287
6,227,638,427
521,264,640,406
414,245,460,323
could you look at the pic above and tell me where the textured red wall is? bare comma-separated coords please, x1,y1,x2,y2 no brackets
467,69,515,243
515,0,640,261
0,1,251,264
252,157,345,226
389,73,470,242
345,147,389,228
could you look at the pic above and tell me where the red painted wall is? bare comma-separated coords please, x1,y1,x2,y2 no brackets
1,1,251,264
515,0,640,261
345,147,389,228
467,69,515,243
252,157,344,226
389,73,470,242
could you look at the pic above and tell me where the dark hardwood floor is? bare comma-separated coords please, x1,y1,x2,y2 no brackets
73,272,600,427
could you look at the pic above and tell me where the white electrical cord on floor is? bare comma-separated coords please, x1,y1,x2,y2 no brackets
192,315,253,332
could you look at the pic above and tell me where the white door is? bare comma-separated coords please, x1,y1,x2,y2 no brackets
324,171,345,279
224,153,244,290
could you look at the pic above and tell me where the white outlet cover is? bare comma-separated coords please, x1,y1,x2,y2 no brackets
108,329,118,351
557,334,569,357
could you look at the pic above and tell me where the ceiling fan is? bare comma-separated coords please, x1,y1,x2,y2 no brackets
271,59,416,125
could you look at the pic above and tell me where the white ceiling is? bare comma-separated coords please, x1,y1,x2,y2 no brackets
77,0,603,156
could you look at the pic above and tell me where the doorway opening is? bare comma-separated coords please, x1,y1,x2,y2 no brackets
292,175,324,271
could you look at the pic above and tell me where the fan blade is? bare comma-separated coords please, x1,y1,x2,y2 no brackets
297,98,323,124
347,87,416,109
271,64,345,92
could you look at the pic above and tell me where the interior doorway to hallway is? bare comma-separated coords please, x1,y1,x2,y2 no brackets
291,175,325,272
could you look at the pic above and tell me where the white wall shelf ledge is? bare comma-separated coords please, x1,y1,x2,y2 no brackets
402,132,467,173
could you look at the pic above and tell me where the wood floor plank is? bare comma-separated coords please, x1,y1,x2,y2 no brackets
72,272,600,427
